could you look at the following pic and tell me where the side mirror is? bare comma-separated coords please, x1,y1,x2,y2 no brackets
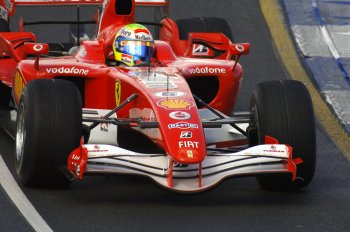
24,42,49,56
230,43,251,71
24,43,49,70
230,43,250,56
186,32,230,57
185,33,250,59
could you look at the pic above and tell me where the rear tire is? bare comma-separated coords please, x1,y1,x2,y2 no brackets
250,80,316,191
176,17,233,41
15,79,82,188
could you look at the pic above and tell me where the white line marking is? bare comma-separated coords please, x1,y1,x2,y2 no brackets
0,156,53,232
319,24,340,59
312,1,340,59
335,32,350,36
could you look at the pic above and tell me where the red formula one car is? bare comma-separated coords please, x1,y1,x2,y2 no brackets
0,0,316,192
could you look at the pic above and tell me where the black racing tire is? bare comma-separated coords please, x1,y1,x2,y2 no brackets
250,80,316,191
175,17,233,41
15,79,82,188
0,18,10,32
0,81,11,108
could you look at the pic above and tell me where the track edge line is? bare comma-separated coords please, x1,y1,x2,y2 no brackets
0,155,53,232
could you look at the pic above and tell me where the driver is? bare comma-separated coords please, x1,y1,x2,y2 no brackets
111,23,155,67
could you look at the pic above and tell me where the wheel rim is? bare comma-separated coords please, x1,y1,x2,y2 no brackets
16,102,26,166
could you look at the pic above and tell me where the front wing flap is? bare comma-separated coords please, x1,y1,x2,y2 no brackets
66,143,300,192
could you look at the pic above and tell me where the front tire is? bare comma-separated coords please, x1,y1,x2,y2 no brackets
15,79,82,188
250,80,316,191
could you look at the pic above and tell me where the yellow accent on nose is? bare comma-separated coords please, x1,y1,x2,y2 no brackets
159,100,193,109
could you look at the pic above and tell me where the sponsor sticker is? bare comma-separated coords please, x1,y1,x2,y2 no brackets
168,122,198,129
134,28,152,41
188,67,226,75
262,145,285,153
71,154,80,160
88,145,108,152
187,150,193,158
119,28,132,37
158,99,194,110
179,141,199,148
180,131,192,138
262,149,284,153
135,34,151,41
235,44,245,52
46,67,89,75
169,111,191,120
154,91,185,98
121,54,133,66
192,44,209,55
88,149,108,152
33,44,44,52
115,80,121,106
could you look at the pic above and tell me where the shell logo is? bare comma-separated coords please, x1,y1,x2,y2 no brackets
157,99,194,110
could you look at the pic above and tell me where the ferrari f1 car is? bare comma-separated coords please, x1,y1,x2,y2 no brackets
0,0,316,192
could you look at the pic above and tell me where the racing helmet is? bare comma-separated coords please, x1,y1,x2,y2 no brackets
113,24,154,66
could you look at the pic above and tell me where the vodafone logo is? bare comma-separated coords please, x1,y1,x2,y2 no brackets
33,44,44,52
169,111,191,120
188,67,226,75
46,67,89,75
235,44,245,52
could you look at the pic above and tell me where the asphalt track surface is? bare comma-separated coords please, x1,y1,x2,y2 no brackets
0,0,350,231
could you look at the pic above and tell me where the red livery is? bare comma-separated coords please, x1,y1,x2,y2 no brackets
0,0,316,192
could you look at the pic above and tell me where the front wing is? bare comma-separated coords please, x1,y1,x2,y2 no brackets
66,143,300,192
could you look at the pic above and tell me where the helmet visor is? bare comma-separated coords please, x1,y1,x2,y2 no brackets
119,40,154,60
